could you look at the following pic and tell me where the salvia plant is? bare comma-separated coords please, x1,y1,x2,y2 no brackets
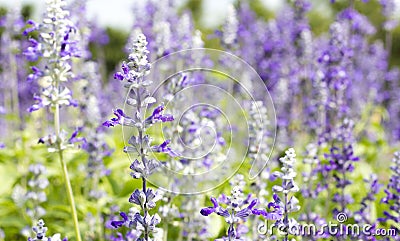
27,219,68,241
22,0,83,240
379,152,400,240
200,174,258,241
252,148,301,241
103,33,178,241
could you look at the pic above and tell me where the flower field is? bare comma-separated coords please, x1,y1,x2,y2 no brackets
0,0,399,240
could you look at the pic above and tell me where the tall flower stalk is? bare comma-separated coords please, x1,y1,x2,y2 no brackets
105,33,177,241
23,0,82,240
379,152,400,240
273,148,300,241
251,148,300,241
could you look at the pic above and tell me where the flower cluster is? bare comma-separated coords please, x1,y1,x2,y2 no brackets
25,164,49,220
248,101,271,168
379,152,400,238
28,219,67,241
22,1,83,240
11,163,49,235
352,174,381,240
104,33,177,241
380,0,399,31
200,175,258,240
23,0,80,113
253,148,301,240
324,120,360,217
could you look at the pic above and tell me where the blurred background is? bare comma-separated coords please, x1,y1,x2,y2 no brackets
1,0,399,75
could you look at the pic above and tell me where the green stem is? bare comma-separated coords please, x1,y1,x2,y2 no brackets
54,104,82,241
177,226,183,241
59,149,82,241
136,87,150,241
163,221,168,241
283,185,288,241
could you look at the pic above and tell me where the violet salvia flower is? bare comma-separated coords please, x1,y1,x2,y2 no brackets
248,101,271,167
233,0,313,149
221,4,239,50
300,144,330,241
301,143,323,201
27,219,68,241
178,196,211,240
253,148,300,241
317,21,352,133
351,174,381,240
107,207,143,240
129,0,201,60
11,163,49,235
104,33,177,241
379,152,400,239
380,0,399,31
82,129,111,199
200,175,258,240
24,0,80,114
323,119,359,216
23,1,83,240
25,164,49,220
387,68,400,141
77,61,112,202
355,174,381,224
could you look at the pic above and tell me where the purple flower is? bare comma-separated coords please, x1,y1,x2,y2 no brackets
130,159,160,179
253,193,284,221
23,38,42,61
28,219,68,241
27,95,44,112
27,66,43,82
200,197,219,216
103,109,133,127
200,196,256,220
23,19,38,36
380,152,400,226
106,33,175,240
129,188,161,210
113,62,129,81
151,140,180,157
145,104,174,125
111,212,130,228
60,28,81,58
200,176,258,240
68,128,86,146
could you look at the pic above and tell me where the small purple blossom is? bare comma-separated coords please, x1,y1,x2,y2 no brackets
379,152,400,229
145,104,174,124
200,175,258,240
102,108,136,128
28,219,68,241
23,38,42,61
151,140,180,157
22,19,39,36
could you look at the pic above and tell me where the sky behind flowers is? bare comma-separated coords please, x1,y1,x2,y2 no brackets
0,0,286,29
